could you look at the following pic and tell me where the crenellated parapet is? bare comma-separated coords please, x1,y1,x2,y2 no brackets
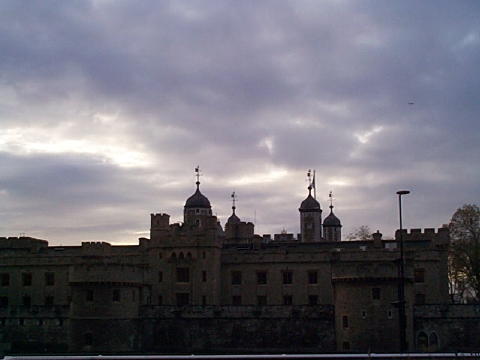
80,241,112,255
0,236,48,250
395,227,449,247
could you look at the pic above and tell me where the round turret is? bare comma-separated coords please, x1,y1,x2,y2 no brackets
299,186,322,242
323,204,342,242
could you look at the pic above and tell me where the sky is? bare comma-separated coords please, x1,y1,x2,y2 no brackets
0,0,479,245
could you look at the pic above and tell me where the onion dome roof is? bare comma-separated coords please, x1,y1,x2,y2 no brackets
299,188,320,211
323,206,341,226
227,207,241,224
184,182,211,209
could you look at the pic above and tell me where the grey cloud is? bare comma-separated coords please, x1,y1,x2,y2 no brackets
0,0,479,243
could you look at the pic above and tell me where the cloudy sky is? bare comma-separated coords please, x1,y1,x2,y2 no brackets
0,0,479,245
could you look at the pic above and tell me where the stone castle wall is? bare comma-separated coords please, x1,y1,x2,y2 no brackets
414,304,480,352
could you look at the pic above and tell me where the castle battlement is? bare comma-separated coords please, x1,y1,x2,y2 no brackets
0,236,48,249
395,227,449,243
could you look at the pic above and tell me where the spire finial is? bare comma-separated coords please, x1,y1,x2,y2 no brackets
231,191,237,214
329,191,334,211
195,165,201,189
306,169,316,198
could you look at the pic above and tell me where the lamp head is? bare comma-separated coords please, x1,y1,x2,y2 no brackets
396,190,410,195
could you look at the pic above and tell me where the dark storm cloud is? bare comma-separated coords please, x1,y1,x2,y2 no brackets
0,0,479,243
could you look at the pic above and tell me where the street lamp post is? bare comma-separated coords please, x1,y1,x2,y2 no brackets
397,190,410,353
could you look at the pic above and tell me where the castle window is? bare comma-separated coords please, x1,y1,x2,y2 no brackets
202,296,206,306
45,272,55,286
414,268,425,283
256,271,267,285
308,295,318,305
176,268,190,282
45,296,54,306
57,318,63,326
38,319,44,326
342,341,350,350
84,333,93,346
342,315,349,328
372,288,381,300
282,271,293,284
132,290,136,302
232,295,242,305
387,309,393,319
195,219,201,226
0,319,5,326
22,273,32,286
257,296,267,306
19,318,25,326
202,251,206,259
308,270,318,284
231,271,242,285
22,295,31,307
0,297,8,308
429,332,439,351
1,273,9,286
158,271,163,282
86,290,94,302
176,293,189,306
417,332,428,351
361,310,367,319
202,271,207,282
113,289,120,302
159,252,163,259
158,295,163,305
283,295,293,305
415,293,426,304
196,209,200,214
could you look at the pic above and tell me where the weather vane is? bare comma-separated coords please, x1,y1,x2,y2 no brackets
231,191,237,210
195,166,201,188
329,191,334,208
307,169,312,189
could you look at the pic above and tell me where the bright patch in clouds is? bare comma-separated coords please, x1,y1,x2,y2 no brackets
355,126,384,144
327,177,353,187
259,136,275,155
230,167,288,186
0,127,151,168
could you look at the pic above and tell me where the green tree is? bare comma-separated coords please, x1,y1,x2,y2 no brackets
448,204,480,303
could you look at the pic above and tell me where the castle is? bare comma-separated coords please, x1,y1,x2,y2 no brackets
0,172,479,355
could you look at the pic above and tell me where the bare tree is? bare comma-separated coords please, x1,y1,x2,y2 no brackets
346,225,372,241
448,204,480,303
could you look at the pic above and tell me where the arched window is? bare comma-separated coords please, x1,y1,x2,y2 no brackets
179,252,185,260
417,332,428,352
429,332,439,352
187,252,192,260
171,252,177,259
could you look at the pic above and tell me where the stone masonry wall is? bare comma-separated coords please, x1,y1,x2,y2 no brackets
414,304,480,352
141,305,335,353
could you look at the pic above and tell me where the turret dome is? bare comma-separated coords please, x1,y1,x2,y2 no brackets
299,188,320,211
227,211,240,224
184,182,211,209
323,206,341,226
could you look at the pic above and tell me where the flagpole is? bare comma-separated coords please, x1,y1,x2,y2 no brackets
313,170,316,199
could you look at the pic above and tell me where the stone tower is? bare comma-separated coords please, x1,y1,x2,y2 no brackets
299,186,322,242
